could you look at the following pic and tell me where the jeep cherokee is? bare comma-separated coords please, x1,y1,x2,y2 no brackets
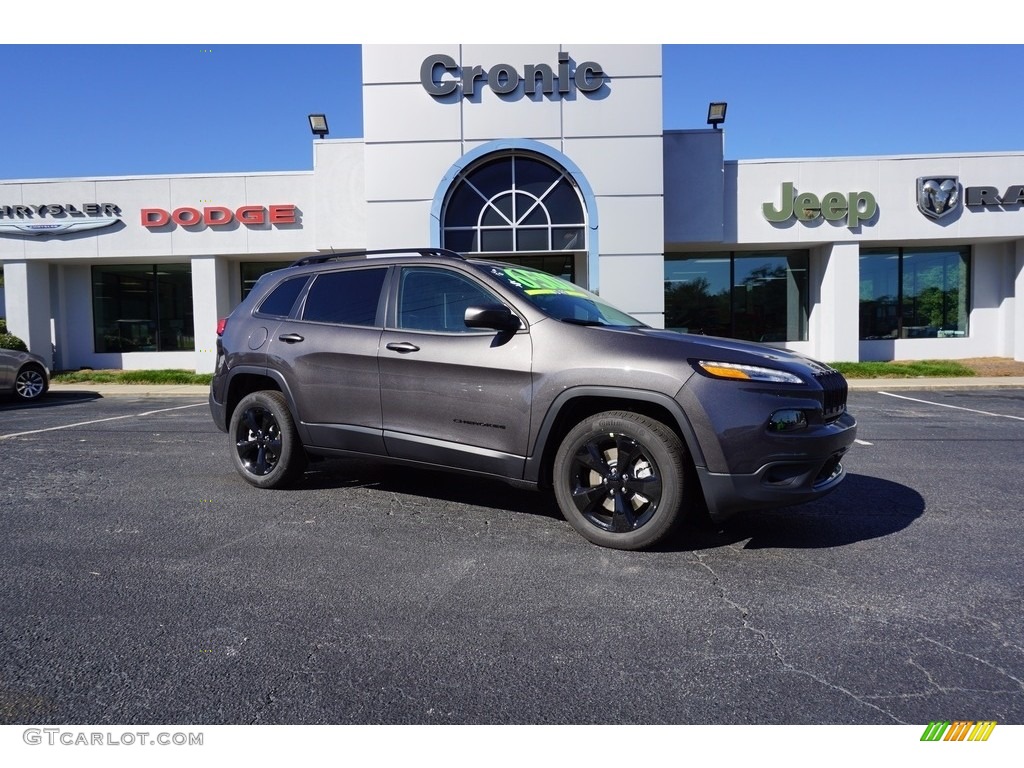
210,248,856,550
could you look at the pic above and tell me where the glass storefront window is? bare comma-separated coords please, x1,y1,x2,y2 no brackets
860,248,969,339
733,252,809,342
859,250,899,339
664,255,730,336
92,264,194,353
665,251,809,342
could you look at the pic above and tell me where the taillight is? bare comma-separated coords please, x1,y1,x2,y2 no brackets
216,317,228,336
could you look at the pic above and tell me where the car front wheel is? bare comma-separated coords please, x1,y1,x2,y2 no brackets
229,390,306,488
14,364,48,402
553,410,687,550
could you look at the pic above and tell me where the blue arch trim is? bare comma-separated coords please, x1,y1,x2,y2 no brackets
430,139,600,291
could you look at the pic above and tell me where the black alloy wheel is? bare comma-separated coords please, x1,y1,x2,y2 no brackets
230,390,306,488
553,411,687,550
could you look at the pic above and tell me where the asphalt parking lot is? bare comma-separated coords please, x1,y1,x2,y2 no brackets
0,387,1021,725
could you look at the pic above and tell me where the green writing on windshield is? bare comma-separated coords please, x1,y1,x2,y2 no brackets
503,267,586,297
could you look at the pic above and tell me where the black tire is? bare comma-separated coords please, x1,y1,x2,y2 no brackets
552,410,687,550
14,364,48,402
229,390,307,489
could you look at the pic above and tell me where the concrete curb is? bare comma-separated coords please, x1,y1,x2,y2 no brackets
845,377,1024,390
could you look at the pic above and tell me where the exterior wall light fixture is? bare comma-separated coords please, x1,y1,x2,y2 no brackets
308,114,329,139
707,102,727,129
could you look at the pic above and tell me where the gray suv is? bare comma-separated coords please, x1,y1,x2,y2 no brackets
210,248,856,550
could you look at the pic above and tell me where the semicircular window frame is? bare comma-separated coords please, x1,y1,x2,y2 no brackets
442,152,587,255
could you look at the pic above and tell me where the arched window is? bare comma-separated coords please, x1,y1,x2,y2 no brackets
442,153,586,256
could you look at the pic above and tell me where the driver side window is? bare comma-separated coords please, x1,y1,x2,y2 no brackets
398,268,497,333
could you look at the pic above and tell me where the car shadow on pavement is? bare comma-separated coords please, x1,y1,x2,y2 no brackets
296,463,922,551
297,457,564,520
0,392,102,411
670,473,925,552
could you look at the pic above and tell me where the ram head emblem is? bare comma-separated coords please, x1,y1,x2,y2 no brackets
917,176,961,220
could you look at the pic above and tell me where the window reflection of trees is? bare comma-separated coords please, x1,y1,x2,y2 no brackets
665,276,729,337
733,264,792,343
665,253,807,342
859,249,968,339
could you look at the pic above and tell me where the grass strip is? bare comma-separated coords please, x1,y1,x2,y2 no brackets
52,369,213,385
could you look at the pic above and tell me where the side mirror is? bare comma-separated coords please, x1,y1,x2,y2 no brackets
464,304,522,333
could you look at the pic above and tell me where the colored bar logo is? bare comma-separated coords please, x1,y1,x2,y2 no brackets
920,721,997,742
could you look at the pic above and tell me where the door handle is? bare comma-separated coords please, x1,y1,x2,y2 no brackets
278,333,304,343
386,341,420,353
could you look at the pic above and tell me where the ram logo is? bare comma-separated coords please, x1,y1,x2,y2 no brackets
917,176,961,220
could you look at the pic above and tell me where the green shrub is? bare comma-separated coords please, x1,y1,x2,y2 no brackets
0,332,28,352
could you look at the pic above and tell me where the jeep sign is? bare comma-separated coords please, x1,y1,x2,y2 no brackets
763,182,877,228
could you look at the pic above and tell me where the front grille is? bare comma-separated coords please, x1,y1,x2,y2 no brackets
815,369,848,422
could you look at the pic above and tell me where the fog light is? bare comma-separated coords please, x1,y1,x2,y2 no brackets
769,409,808,432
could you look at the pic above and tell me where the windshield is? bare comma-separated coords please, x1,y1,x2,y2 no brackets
484,265,645,328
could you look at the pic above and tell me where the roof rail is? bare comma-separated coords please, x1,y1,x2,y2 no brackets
290,247,465,268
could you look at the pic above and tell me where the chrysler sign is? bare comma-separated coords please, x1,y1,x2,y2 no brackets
0,202,121,237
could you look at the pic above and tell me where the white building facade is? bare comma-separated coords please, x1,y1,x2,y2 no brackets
2,44,1023,373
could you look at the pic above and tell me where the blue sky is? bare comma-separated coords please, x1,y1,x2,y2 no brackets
1,14,1020,180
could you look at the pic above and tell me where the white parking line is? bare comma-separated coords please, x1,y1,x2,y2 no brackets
878,391,1024,421
0,402,207,440
854,439,873,446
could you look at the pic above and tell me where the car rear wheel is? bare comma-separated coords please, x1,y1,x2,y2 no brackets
553,411,687,550
230,391,306,488
14,364,48,402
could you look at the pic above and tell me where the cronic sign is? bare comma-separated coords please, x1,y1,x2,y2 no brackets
420,52,606,99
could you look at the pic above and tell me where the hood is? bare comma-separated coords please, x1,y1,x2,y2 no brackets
602,327,836,376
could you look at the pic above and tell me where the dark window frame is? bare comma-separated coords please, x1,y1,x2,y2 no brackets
859,246,971,340
664,250,810,342
91,263,194,353
442,152,586,256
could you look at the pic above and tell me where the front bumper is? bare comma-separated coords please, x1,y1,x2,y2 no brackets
697,439,852,522
676,371,858,521
695,409,857,521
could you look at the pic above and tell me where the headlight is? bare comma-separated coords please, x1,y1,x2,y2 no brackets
695,360,803,384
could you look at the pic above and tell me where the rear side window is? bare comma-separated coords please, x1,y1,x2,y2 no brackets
302,268,388,326
256,276,308,318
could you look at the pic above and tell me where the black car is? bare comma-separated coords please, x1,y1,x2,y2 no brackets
210,248,856,550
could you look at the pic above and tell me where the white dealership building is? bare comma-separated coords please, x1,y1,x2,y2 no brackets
2,44,1023,372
